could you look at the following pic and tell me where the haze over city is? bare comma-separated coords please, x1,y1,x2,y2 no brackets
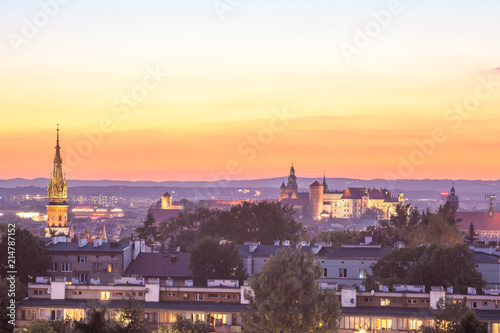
1,0,500,181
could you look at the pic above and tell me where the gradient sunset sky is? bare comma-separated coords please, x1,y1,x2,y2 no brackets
1,0,500,181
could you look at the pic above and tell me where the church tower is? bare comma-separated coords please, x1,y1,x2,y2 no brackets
45,125,69,237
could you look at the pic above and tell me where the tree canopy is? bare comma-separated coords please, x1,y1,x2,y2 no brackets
366,244,485,293
0,226,51,284
188,236,247,287
243,247,340,333
157,202,305,251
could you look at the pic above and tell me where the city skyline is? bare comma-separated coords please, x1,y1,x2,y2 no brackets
2,1,500,181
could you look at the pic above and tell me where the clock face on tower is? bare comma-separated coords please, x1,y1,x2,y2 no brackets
51,215,56,220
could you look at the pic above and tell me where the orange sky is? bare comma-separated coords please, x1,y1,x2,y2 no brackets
1,1,500,181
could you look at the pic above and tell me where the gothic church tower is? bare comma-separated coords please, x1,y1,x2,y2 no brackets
45,125,69,237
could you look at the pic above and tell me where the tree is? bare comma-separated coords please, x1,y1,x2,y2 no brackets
15,319,57,333
243,248,341,333
313,229,362,246
367,244,485,293
408,214,462,246
74,305,111,333
135,212,158,247
464,222,479,245
189,236,247,287
111,296,150,333
0,227,51,284
158,315,210,333
418,298,487,333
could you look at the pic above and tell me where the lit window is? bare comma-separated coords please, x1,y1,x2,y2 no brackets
359,269,367,279
380,298,390,306
375,318,392,330
100,291,110,300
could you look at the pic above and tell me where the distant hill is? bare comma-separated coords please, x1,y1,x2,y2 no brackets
1,177,499,195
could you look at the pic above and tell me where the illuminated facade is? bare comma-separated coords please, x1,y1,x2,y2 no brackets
279,165,404,221
45,125,69,237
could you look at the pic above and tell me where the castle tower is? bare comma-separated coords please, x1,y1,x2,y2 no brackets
161,192,173,209
309,180,324,221
45,125,69,237
279,182,287,201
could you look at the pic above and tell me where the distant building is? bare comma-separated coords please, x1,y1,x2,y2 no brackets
457,198,500,242
45,125,69,237
446,183,459,210
148,191,184,224
278,165,404,220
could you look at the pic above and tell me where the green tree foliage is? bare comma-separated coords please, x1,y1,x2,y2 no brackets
464,222,479,245
135,212,158,247
0,226,51,284
158,315,210,333
74,305,111,333
418,298,488,333
159,202,305,251
111,296,150,333
243,248,341,333
367,244,485,293
15,319,57,333
1,277,27,333
313,229,362,246
189,236,247,287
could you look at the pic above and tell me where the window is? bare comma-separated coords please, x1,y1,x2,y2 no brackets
375,318,392,330
49,262,57,272
493,323,499,333
221,294,229,299
107,263,117,273
421,299,430,304
73,290,82,295
482,301,488,306
61,263,72,272
22,309,37,320
33,289,43,295
380,298,391,306
100,291,110,300
77,256,87,263
364,298,372,302
233,294,240,300
195,293,204,301
93,263,105,272
407,299,417,304
113,291,123,296
126,291,136,296
409,319,423,330
339,268,347,278
138,292,144,296
213,314,227,326
472,302,477,309
79,273,87,283
208,293,218,299
359,269,367,279
167,292,176,297
323,268,328,277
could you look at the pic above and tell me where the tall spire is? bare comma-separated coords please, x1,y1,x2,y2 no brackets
322,172,328,193
102,222,107,240
47,124,67,204
488,197,495,218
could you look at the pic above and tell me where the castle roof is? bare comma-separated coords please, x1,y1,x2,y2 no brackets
163,192,172,197
457,212,500,231
309,180,323,187
280,182,286,189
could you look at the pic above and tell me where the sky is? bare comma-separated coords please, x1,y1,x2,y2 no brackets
1,0,500,181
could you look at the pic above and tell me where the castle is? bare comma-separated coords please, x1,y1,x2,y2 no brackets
279,165,404,221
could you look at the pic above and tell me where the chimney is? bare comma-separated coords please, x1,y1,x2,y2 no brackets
78,238,87,248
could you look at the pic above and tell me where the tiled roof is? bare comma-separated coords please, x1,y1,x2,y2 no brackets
281,197,309,206
148,208,183,223
473,251,500,263
239,244,392,260
124,253,191,278
310,181,323,187
47,241,130,253
163,192,172,197
456,212,500,231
